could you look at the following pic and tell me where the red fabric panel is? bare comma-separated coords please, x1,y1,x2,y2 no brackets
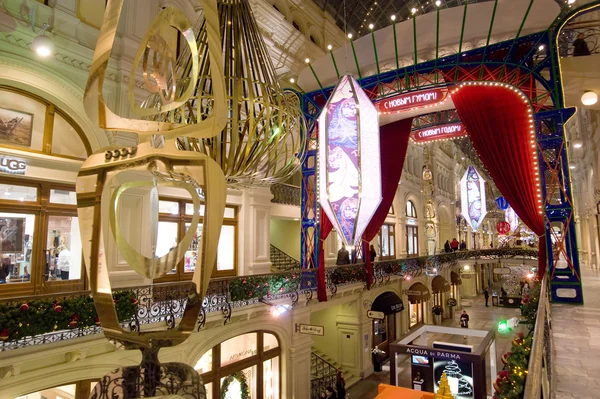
318,209,333,301
362,118,414,287
451,85,546,276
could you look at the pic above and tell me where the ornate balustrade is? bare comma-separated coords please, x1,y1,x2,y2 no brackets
559,26,600,57
270,183,301,206
310,352,338,399
0,248,537,352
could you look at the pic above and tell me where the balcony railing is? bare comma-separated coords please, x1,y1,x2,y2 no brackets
0,248,538,352
311,352,338,399
270,244,301,272
559,26,600,57
270,183,301,206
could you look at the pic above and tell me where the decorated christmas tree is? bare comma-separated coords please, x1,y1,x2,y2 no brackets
442,360,473,396
435,372,455,399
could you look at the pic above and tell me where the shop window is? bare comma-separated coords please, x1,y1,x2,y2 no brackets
406,200,417,218
0,184,37,202
378,223,395,258
0,86,91,159
0,212,35,284
49,189,76,205
407,225,419,256
195,331,281,399
217,225,235,272
46,215,82,281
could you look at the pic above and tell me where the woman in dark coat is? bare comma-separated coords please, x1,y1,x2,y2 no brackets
336,371,346,399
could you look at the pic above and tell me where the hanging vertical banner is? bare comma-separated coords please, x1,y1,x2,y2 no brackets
318,75,382,246
460,166,487,231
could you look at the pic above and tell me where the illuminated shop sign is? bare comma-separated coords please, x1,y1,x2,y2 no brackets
0,157,27,175
378,89,446,113
412,122,467,144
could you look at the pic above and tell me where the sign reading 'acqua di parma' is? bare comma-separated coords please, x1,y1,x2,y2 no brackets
0,157,27,175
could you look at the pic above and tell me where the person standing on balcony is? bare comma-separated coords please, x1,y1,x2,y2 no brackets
336,244,351,265
370,244,377,262
451,238,459,252
444,240,451,253
573,33,591,56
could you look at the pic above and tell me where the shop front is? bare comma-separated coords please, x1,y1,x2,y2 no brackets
194,331,281,399
370,291,404,364
0,86,92,297
431,275,451,318
406,282,430,328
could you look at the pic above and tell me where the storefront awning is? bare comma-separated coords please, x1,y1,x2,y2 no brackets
372,292,404,315
451,271,462,285
432,275,451,294
406,282,431,302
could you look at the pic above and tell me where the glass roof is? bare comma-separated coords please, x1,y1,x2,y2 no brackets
311,0,499,37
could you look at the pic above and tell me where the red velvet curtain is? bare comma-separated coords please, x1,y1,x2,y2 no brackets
318,210,333,301
362,118,414,287
451,85,547,276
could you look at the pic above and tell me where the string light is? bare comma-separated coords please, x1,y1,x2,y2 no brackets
327,44,333,51
369,23,374,30
391,15,396,21
347,33,353,39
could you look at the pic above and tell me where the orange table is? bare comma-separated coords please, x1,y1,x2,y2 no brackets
375,384,436,399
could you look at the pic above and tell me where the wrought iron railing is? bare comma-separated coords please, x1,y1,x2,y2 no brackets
0,248,537,352
523,275,552,399
311,352,338,399
270,244,301,272
559,26,600,57
270,183,301,206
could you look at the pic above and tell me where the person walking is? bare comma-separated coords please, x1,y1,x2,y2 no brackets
451,238,459,252
460,310,470,339
336,371,347,399
444,240,451,253
336,244,350,265
484,287,489,307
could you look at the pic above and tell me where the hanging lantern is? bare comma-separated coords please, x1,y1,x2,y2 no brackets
495,196,509,210
496,221,511,235
460,166,487,231
505,206,519,232
318,75,382,246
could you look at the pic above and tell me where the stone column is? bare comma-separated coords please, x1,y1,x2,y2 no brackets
290,307,313,399
243,187,273,275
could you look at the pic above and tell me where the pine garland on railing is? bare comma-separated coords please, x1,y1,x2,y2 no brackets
0,291,138,343
229,272,301,302
493,283,540,399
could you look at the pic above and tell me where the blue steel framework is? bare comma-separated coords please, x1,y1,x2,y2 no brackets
299,2,600,304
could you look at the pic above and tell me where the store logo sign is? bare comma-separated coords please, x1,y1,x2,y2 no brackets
378,89,445,113
0,157,27,175
412,122,467,143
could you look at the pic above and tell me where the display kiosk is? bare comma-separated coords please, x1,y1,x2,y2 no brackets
389,325,497,399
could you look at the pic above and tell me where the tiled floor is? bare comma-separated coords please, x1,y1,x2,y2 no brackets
553,266,600,399
348,294,523,398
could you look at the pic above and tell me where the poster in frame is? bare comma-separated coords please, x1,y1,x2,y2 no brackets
0,107,34,147
432,341,474,399
0,217,25,252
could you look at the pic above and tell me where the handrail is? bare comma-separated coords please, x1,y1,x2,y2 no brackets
523,275,550,399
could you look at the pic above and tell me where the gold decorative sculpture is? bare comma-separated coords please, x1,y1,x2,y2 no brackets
435,372,455,399
79,0,229,397
145,0,307,187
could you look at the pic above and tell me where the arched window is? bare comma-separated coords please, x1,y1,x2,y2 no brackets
195,331,281,398
406,200,417,218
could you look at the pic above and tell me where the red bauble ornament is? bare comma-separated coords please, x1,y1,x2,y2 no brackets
95,317,101,325
496,221,510,235
20,303,29,312
54,304,62,313
68,320,78,328
0,328,8,341
131,297,139,305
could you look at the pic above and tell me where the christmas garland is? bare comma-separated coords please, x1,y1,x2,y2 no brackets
220,371,250,399
493,282,540,399
0,290,138,343
229,272,301,302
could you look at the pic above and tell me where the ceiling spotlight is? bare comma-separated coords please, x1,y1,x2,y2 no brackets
461,156,465,160
348,33,353,39
581,91,598,106
538,45,545,51
411,7,417,14
391,15,396,21
369,23,374,30
327,44,333,50
570,165,576,170
568,0,576,4
289,78,295,83
305,58,310,64
464,265,470,271
435,0,441,6
404,275,412,281
572,138,583,148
